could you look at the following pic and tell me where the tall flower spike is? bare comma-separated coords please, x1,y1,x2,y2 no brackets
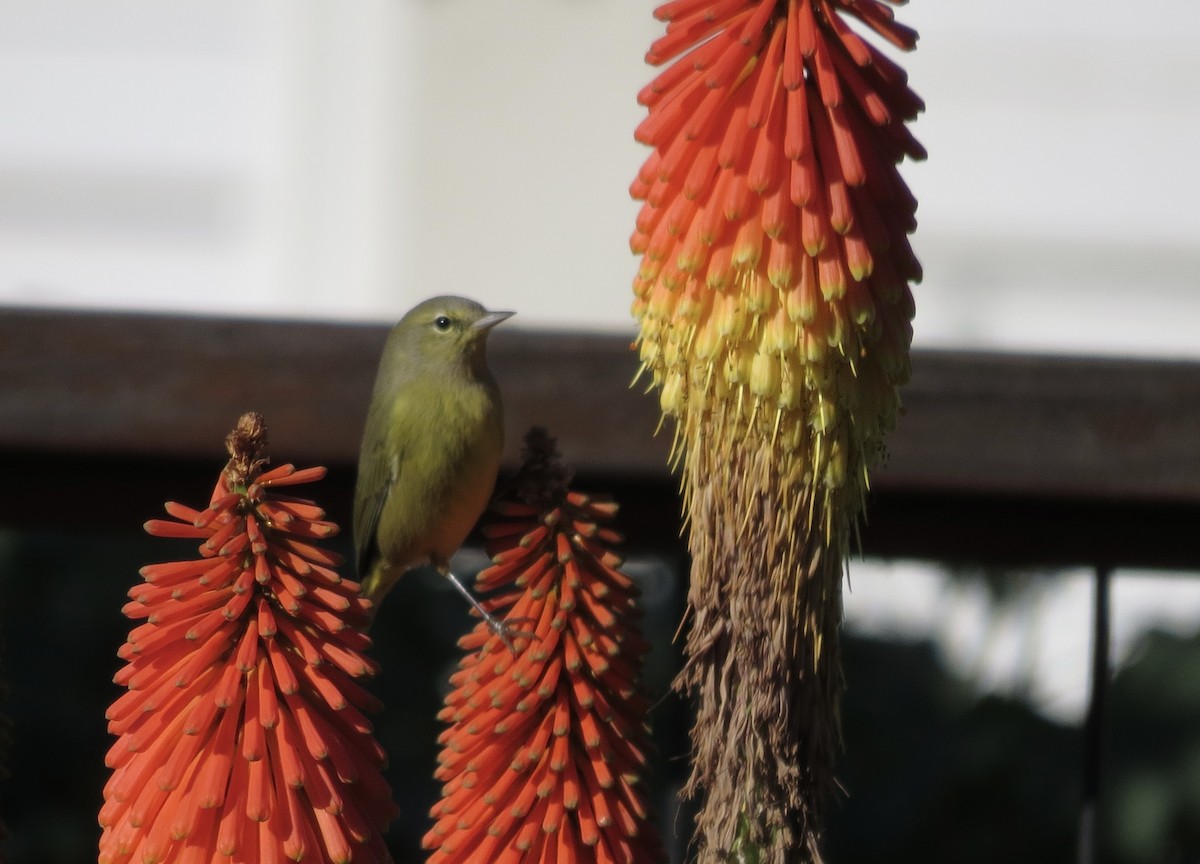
423,428,663,864
99,412,397,864
632,1,922,861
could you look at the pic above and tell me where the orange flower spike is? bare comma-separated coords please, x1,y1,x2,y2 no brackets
99,412,397,864
633,0,922,430
425,429,663,864
634,1,922,861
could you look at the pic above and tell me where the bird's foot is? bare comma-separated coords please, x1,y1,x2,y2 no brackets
479,612,538,656
439,565,533,655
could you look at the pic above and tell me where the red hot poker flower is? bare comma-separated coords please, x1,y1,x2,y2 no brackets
99,413,397,864
423,430,662,864
630,2,923,860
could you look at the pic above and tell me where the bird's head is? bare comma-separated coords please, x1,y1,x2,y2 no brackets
391,295,514,373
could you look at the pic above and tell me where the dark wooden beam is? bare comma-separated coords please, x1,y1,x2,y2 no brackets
0,306,667,474
4,307,1200,568
892,350,1200,504
6,306,1200,499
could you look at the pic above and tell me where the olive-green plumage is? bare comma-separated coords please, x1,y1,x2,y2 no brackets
353,295,511,609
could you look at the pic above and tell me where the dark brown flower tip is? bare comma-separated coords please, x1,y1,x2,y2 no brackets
223,410,270,491
508,426,573,512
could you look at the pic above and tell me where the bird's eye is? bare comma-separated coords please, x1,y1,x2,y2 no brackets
433,315,452,332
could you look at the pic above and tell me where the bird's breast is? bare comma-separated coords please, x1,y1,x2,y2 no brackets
377,377,503,568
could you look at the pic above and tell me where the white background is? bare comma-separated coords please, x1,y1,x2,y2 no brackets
3,0,1198,356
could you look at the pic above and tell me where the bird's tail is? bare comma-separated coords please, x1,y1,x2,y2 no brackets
360,561,400,617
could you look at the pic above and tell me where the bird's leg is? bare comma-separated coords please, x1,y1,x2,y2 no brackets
435,560,528,655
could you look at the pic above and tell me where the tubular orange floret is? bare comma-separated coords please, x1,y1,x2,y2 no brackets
424,429,663,864
99,413,397,864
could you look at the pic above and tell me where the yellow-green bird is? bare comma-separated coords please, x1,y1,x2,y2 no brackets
353,295,512,632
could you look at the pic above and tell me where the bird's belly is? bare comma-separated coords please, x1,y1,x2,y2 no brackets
379,427,502,569
423,438,501,562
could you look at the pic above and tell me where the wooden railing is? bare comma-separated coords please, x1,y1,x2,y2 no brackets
3,306,1199,567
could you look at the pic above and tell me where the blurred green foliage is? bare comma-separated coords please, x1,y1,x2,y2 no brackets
1104,628,1200,862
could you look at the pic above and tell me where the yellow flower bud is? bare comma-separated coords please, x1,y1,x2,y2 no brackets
660,370,686,416
763,306,795,354
779,355,803,410
639,337,661,368
716,292,748,341
750,351,779,399
693,314,721,362
801,330,826,364
743,273,773,316
810,398,837,433
788,256,819,324
662,333,682,369
723,342,755,386
823,441,847,489
647,283,675,320
676,283,705,321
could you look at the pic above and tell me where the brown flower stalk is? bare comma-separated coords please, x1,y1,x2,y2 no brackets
423,429,662,864
631,1,923,860
99,413,397,864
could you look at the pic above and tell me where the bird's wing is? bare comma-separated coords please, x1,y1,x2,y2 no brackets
353,430,399,582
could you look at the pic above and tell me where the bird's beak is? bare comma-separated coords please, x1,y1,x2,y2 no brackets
473,310,515,332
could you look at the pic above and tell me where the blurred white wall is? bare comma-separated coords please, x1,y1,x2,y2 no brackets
906,0,1200,358
1,0,1198,353
0,0,419,320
